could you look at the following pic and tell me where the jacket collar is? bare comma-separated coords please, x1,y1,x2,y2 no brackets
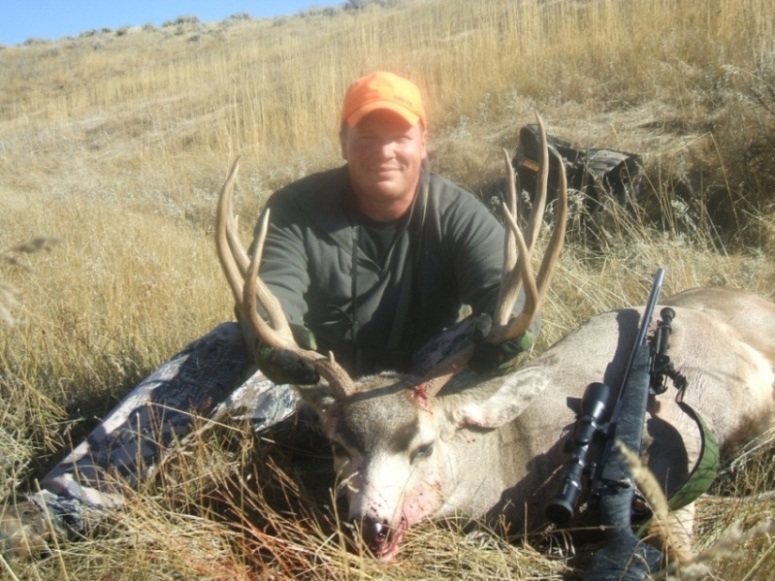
309,162,430,251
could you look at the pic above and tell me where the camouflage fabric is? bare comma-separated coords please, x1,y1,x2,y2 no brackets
39,322,299,511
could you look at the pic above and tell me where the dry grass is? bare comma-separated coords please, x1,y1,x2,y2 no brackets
1,0,775,578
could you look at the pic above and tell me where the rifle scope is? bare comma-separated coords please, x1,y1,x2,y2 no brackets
545,381,611,525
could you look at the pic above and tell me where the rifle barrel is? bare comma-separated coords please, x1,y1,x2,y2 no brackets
610,268,665,417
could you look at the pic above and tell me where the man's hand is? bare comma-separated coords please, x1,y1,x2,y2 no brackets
256,324,321,385
469,314,533,375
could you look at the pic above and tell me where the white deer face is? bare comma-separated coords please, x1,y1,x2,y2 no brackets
296,368,552,559
306,375,452,559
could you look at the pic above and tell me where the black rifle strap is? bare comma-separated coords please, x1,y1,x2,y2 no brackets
387,177,428,351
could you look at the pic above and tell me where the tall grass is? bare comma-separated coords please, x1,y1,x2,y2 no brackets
1,0,775,578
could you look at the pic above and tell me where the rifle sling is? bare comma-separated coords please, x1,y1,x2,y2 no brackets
636,400,719,537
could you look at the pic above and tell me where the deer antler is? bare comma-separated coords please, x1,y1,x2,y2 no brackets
423,114,568,396
491,116,568,343
215,159,358,398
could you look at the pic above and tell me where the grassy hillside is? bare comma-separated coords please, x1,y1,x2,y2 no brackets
1,0,775,578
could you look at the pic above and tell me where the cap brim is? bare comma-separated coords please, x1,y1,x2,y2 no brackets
345,101,421,128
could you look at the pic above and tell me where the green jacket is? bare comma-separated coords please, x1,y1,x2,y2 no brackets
257,163,532,376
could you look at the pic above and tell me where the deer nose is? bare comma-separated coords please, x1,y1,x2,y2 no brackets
360,516,390,551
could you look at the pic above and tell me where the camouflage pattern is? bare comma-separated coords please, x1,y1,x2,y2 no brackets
40,322,300,509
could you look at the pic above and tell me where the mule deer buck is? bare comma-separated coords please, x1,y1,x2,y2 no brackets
215,120,775,568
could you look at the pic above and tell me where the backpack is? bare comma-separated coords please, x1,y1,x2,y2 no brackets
512,124,644,214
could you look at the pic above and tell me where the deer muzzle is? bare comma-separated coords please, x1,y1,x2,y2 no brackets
358,516,407,560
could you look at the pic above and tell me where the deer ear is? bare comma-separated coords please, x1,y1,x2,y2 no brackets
448,366,551,431
294,384,339,419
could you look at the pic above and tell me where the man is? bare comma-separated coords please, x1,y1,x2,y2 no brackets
0,71,536,559
255,71,535,381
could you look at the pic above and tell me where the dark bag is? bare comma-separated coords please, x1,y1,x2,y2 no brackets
512,124,644,214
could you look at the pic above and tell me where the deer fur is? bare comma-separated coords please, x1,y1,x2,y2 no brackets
295,288,775,559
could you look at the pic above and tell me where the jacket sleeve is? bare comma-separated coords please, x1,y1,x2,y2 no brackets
444,189,541,337
250,187,311,327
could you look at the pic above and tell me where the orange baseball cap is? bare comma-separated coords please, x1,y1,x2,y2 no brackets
341,71,427,128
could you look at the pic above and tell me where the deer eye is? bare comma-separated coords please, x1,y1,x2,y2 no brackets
411,443,434,462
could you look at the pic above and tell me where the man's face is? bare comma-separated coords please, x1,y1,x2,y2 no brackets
340,110,427,220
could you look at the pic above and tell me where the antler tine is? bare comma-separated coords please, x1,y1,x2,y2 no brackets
496,124,568,343
245,211,359,398
525,114,550,252
493,148,539,329
422,114,567,397
225,192,250,276
216,158,291,336
215,157,247,309
244,210,296,347
215,159,359,398
493,114,552,332
534,144,568,305
495,146,520,326
215,156,250,276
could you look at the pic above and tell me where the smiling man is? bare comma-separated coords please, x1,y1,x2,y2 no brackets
254,71,538,379
339,73,427,221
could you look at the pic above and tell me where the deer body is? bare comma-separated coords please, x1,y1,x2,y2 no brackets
310,291,775,558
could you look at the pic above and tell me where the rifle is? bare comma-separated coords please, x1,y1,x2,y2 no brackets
546,268,668,581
